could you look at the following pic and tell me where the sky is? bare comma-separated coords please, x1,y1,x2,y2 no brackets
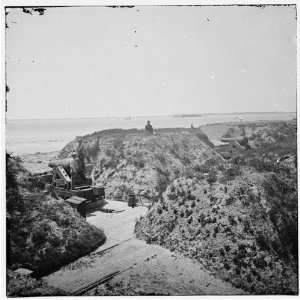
6,5,296,119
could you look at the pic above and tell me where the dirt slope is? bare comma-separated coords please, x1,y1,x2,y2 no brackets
59,128,222,200
135,168,297,294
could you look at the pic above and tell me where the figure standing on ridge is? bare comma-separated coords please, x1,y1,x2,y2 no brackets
145,120,154,134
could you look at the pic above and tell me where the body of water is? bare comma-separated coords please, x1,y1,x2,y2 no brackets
6,112,296,155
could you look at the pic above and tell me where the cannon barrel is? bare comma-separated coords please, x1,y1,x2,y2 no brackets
48,158,72,171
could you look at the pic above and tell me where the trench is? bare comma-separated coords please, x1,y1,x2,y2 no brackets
43,199,245,296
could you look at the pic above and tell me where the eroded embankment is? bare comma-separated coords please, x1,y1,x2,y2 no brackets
135,171,298,294
6,154,106,296
200,120,295,143
135,121,298,294
59,128,221,201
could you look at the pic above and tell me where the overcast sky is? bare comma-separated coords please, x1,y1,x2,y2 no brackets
6,5,296,119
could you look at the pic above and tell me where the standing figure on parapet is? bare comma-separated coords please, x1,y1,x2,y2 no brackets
145,120,153,134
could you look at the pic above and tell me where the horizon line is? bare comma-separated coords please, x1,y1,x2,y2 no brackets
6,111,296,121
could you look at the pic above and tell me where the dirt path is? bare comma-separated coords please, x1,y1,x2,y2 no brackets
44,200,245,295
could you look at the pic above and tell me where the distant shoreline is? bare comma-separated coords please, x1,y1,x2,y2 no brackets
173,111,296,118
7,114,296,155
7,111,296,122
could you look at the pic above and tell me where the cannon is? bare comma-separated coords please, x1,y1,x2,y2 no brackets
48,158,105,205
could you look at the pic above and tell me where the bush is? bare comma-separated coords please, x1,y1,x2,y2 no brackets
207,169,217,185
184,167,195,179
155,152,167,165
256,233,269,251
225,196,234,206
6,153,24,214
214,226,219,234
155,172,169,196
224,245,231,252
198,213,206,226
113,137,124,150
247,157,274,172
223,165,241,181
195,159,217,173
228,215,237,226
105,148,114,157
133,151,146,168
133,158,145,168
185,209,192,218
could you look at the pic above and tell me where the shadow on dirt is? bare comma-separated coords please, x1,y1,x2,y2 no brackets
86,200,126,217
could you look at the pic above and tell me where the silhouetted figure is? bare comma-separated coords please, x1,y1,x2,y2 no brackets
70,151,86,188
128,191,137,208
145,120,153,134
